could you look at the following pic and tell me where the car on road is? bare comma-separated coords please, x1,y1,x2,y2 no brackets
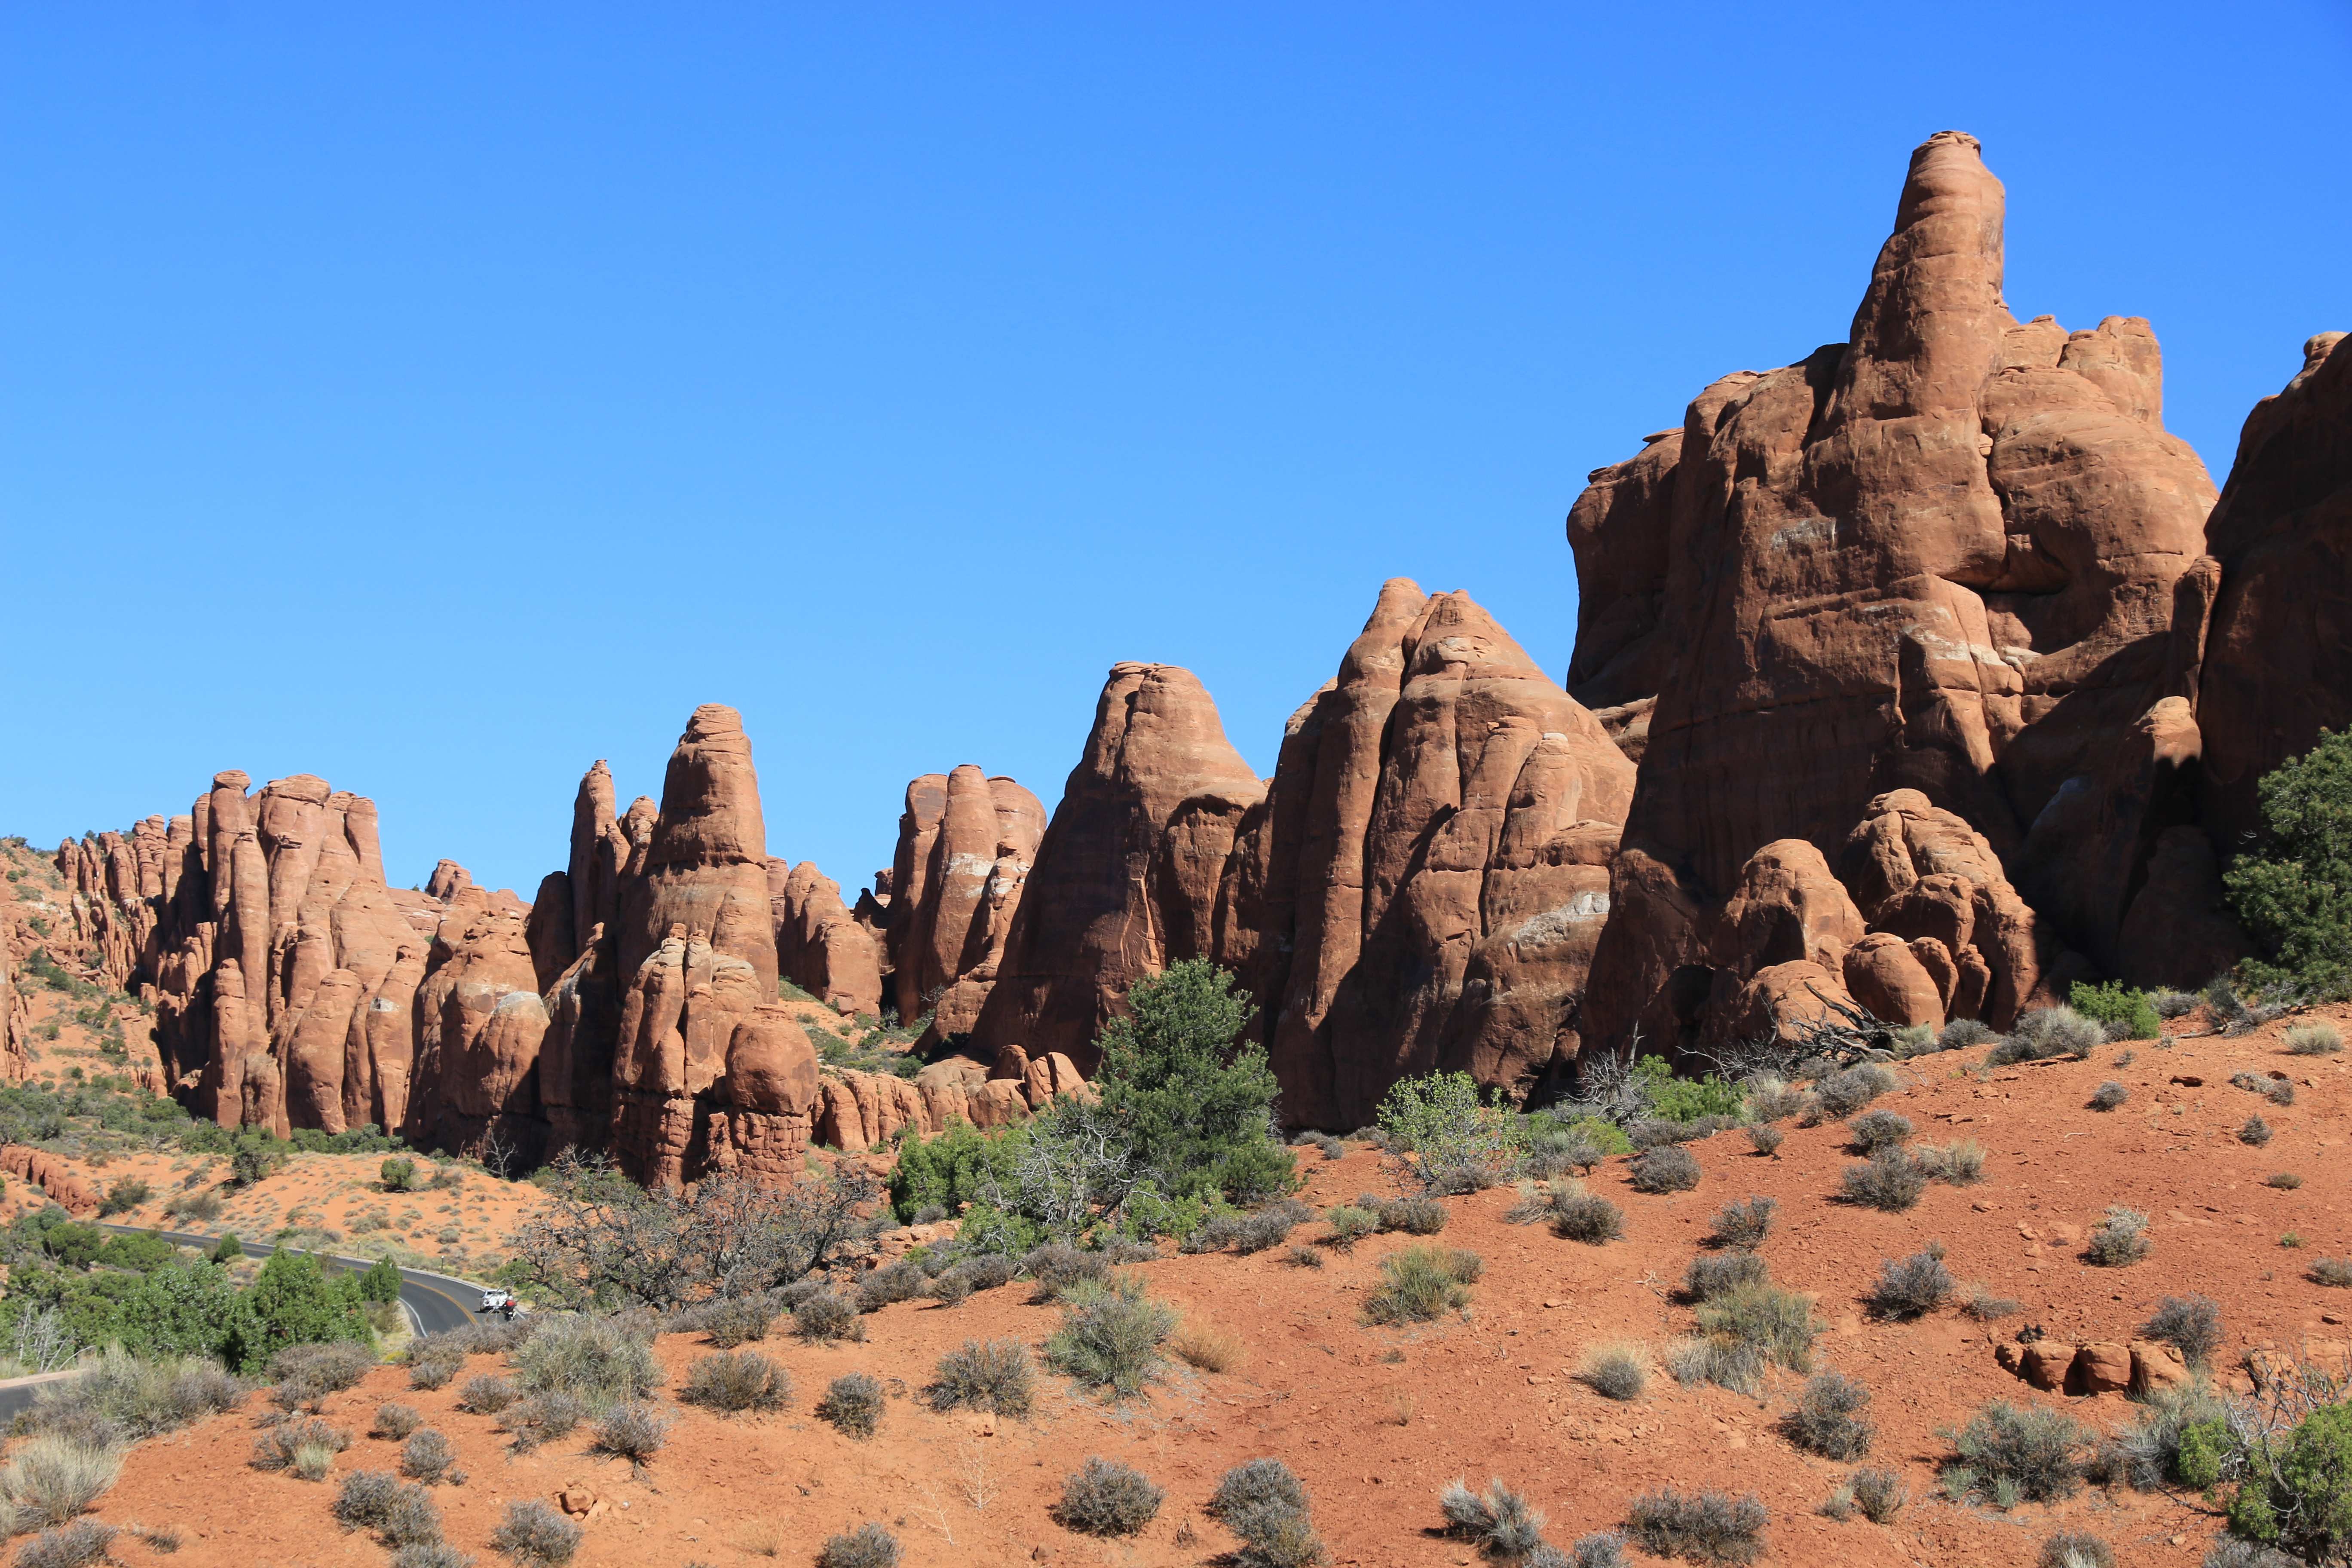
478,1287,514,1314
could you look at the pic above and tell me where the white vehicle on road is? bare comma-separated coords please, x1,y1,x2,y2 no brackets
478,1287,514,1314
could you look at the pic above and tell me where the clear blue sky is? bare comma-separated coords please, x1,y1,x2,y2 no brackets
5,4,2346,899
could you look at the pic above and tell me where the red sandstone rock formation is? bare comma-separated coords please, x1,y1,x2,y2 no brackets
1231,582,1637,1127
2198,334,2352,858
1573,131,2217,1054
0,1145,97,1214
880,767,1045,1044
970,664,1268,1074
0,908,29,1083
770,859,885,1018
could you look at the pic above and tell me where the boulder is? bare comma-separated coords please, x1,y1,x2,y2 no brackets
2130,1339,2192,1394
2022,1341,2078,1392
2073,1341,2133,1395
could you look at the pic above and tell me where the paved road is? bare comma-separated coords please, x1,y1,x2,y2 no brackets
0,1229,492,1421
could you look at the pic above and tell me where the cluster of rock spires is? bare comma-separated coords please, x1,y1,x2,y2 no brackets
34,131,2350,1180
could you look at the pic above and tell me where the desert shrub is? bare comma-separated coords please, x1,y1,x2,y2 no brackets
456,1375,520,1415
1171,1317,1245,1374
392,1547,475,1568
2141,1295,2223,1364
2,1437,120,1528
489,1499,579,1566
684,1294,774,1348
1847,1110,1912,1152
1363,1245,1479,1326
2312,1258,2352,1288
373,1402,423,1440
1624,1488,1767,1565
2109,1382,2230,1489
2286,1022,2343,1055
855,1261,925,1314
1848,1467,1906,1524
2271,1171,2304,1189
252,1416,351,1473
2086,1206,2152,1267
381,1157,420,1192
1054,1457,1163,1536
1510,1180,1623,1244
1685,1252,1769,1302
2201,1544,2300,1568
334,1471,442,1547
1746,1125,1782,1158
1378,1071,1525,1194
2039,1531,2114,1568
1044,1276,1174,1400
1948,1400,2092,1505
929,1338,1034,1417
2242,1115,2275,1146
1687,1282,1817,1393
587,1403,668,1468
400,1430,456,1485
1963,1285,2022,1320
1745,1076,1806,1121
813,1524,898,1568
12,1522,117,1568
1916,1140,1985,1185
1230,1208,1301,1255
792,1291,865,1343
2223,730,2352,997
2269,1076,2298,1106
1377,1195,1449,1236
1816,1063,1897,1118
1579,1344,1646,1401
1840,1149,1928,1211
270,1340,377,1412
1440,1477,1547,1560
1628,1145,1700,1194
1321,1204,1379,1251
1706,1196,1776,1251
406,1343,465,1391
1991,1006,2104,1065
95,1179,149,1219
680,1350,788,1414
23,1349,243,1444
508,1314,662,1408
1786,1369,1873,1459
494,1392,585,1455
1941,1018,1999,1050
1522,1112,1629,1177
1286,1244,1323,1269
2072,982,2161,1041
1022,1243,1110,1302
1865,1250,1954,1320
2089,1081,2129,1112
815,1372,883,1439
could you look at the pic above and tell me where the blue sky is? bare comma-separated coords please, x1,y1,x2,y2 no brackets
4,4,2346,899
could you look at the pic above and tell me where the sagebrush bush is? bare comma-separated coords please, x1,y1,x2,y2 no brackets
1991,1007,2102,1064
271,1341,377,1412
1579,1344,1646,1401
1684,1283,1818,1394
1624,1487,1767,1565
23,1348,241,1445
400,1430,456,1485
252,1416,351,1474
2085,1206,2151,1267
1363,1246,1480,1325
930,1338,1035,1416
1941,1018,1998,1050
12,1522,117,1568
2038,1531,2114,1568
2108,1381,2229,1490
2140,1295,2223,1363
1286,1244,1323,1269
1440,1477,1547,1560
1847,1110,1912,1152
686,1295,775,1347
334,1471,442,1547
1542,1185,1624,1244
373,1403,423,1440
392,1546,475,1568
793,1292,866,1344
1378,1195,1450,1235
1746,1124,1783,1158
407,1344,465,1391
455,1375,519,1415
495,1392,585,1455
489,1499,579,1567
2088,1081,2129,1112
1208,1458,1325,1568
1841,1149,1928,1211
814,1523,899,1568
1565,1532,1629,1568
2241,1114,2275,1146
1948,1400,2091,1505
1045,1277,1175,1399
1629,1145,1700,1194
1322,1204,1380,1251
816,1373,883,1439
2270,1170,2305,1189
1685,1251,1768,1302
680,1350,789,1414
1865,1250,1954,1320
1786,1369,1873,1459
588,1404,668,1467
2311,1258,2352,1288
1964,1285,2022,1320
1228,1208,1300,1255
857,1262,926,1314
1023,1242,1111,1302
509,1315,662,1408
1054,1457,1163,1537
1848,1467,1906,1524
3,1436,121,1528
1706,1195,1776,1251
1815,1064,1896,1118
